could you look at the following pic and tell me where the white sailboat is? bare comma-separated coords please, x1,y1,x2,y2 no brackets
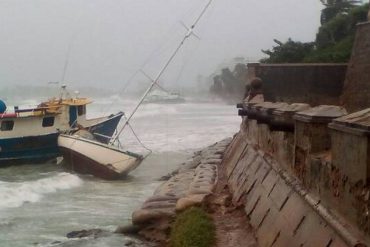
58,130,143,179
58,0,214,180
143,88,185,104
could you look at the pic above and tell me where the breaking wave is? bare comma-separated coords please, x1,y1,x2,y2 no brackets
0,173,82,209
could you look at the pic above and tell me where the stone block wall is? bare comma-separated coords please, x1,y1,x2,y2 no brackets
225,106,370,246
224,131,367,246
226,20,370,245
341,22,370,113
327,129,369,226
293,121,332,187
247,63,347,106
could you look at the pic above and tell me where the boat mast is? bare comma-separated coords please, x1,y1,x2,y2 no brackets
61,38,74,84
109,0,214,145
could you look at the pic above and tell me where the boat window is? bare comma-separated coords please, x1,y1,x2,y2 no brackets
42,116,55,127
1,120,14,131
77,105,86,116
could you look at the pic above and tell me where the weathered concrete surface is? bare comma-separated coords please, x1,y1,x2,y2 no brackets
327,109,370,235
293,105,347,186
224,131,369,246
247,63,347,106
229,100,370,246
206,156,258,247
341,22,370,113
128,104,370,246
130,138,232,243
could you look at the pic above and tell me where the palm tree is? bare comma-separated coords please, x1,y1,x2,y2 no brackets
320,0,362,24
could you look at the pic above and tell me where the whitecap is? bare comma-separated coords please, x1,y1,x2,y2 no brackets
0,173,82,209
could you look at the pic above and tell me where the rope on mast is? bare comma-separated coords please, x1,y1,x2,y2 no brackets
109,0,214,145
126,121,152,158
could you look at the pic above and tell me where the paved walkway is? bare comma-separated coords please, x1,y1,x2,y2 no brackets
206,162,258,247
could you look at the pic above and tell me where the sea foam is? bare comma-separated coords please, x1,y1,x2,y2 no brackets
0,173,82,209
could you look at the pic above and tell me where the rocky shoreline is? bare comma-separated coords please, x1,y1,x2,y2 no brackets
64,137,246,247
117,138,233,245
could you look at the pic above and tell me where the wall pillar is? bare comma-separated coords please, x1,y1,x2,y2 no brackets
341,22,370,112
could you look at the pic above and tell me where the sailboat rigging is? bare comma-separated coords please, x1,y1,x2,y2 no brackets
58,0,215,180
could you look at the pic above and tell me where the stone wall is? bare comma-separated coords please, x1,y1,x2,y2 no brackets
247,63,347,106
226,103,370,246
341,22,370,113
223,20,370,246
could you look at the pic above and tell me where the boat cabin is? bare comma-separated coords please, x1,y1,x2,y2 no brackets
0,97,92,139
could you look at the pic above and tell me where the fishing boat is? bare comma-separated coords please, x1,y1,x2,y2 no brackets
0,85,123,165
57,0,214,180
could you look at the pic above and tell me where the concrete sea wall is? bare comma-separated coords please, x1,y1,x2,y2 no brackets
127,21,370,247
247,63,347,106
225,103,370,246
225,21,370,246
210,62,347,106
341,22,370,113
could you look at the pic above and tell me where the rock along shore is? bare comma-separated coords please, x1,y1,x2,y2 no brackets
123,138,233,244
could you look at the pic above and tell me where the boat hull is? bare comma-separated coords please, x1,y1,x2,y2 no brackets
88,112,124,143
0,133,59,166
0,112,123,165
58,134,143,180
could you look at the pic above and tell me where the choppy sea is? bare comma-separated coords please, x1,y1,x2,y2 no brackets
0,96,240,247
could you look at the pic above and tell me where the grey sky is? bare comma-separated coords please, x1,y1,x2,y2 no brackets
0,0,323,91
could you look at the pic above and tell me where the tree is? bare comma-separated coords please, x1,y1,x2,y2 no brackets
320,0,362,24
260,3,368,63
305,3,369,62
261,39,314,63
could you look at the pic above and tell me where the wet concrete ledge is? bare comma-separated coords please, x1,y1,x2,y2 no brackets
126,104,370,246
224,131,369,247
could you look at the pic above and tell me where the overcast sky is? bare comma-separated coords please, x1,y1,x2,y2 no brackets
0,0,323,91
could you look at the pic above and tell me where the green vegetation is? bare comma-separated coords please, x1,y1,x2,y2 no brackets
210,65,247,102
170,207,215,247
320,0,361,24
260,39,315,63
304,35,355,62
261,2,368,63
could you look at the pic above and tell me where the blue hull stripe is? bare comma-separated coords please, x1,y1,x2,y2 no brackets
0,112,123,164
89,112,123,143
0,133,59,164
